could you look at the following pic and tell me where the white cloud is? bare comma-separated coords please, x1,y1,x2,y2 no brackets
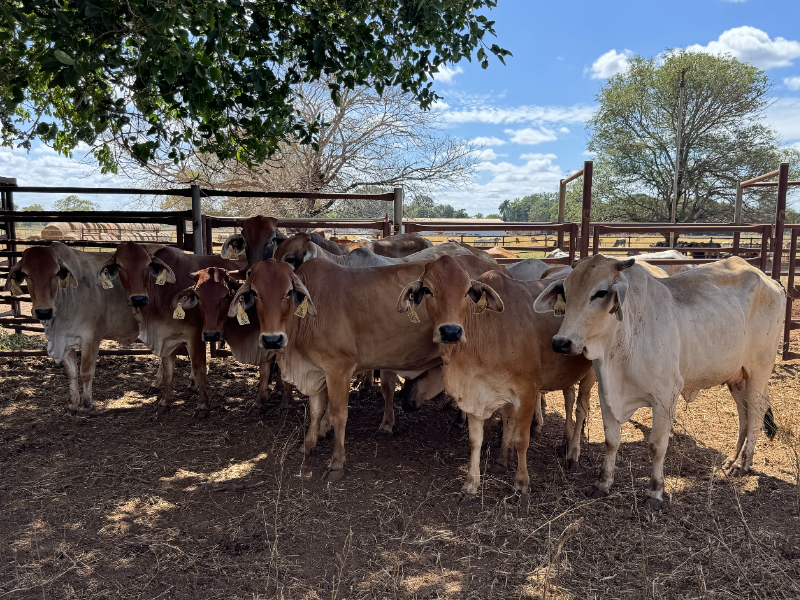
472,148,499,161
471,136,507,147
767,97,800,142
433,65,463,83
785,76,800,91
559,127,570,134
687,26,800,69
588,49,633,79
505,127,558,145
438,103,595,125
431,100,450,111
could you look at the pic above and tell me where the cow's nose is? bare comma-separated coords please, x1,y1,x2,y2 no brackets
131,295,148,307
552,337,572,354
439,325,463,344
35,308,53,320
203,332,221,343
261,333,286,350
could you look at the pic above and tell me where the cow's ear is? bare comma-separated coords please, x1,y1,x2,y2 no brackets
3,261,23,292
291,273,317,316
534,279,565,314
609,274,629,321
468,280,504,312
57,259,79,288
171,288,198,311
221,233,246,259
228,282,254,318
396,279,424,312
149,257,176,283
98,257,119,282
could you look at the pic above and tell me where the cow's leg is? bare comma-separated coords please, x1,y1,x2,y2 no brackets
727,378,771,476
63,350,81,413
449,410,468,436
250,359,271,415
321,370,354,483
645,404,675,510
513,390,537,503
532,392,544,437
278,378,294,419
489,403,515,474
301,391,328,459
566,378,592,470
376,370,397,438
356,370,374,396
723,387,748,471
156,353,176,414
459,412,485,504
187,338,210,418
77,341,100,414
562,386,576,453
591,400,622,498
151,360,164,392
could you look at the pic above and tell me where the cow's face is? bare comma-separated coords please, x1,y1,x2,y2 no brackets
229,259,316,351
100,241,175,308
274,233,317,270
171,268,238,342
534,255,634,359
221,216,284,265
4,246,77,320
396,255,503,346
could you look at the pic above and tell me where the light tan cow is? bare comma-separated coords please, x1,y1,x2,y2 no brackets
534,256,785,509
397,255,593,504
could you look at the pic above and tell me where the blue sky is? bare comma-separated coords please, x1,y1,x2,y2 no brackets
2,0,800,213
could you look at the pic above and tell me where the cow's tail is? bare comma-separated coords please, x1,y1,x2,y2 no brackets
763,407,777,441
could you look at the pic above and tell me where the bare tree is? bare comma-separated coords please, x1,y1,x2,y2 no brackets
116,80,478,217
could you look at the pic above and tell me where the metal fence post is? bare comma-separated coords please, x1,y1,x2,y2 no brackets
191,184,203,254
393,187,404,235
557,179,566,249
772,162,789,280
580,161,593,258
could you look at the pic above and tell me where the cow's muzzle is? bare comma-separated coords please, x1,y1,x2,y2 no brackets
35,308,53,320
438,325,463,344
261,333,286,350
130,295,149,307
203,332,221,343
552,337,573,354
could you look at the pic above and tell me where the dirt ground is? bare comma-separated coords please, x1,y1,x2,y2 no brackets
0,316,799,600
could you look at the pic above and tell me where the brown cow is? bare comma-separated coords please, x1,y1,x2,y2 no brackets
231,255,509,481
169,267,293,415
396,255,593,503
100,242,244,417
220,216,287,262
4,242,140,413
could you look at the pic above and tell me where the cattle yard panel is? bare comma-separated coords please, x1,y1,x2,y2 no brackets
783,225,799,361
403,221,580,264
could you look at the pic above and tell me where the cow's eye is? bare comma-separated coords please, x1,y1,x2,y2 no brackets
590,289,608,301
422,286,432,296
286,289,293,298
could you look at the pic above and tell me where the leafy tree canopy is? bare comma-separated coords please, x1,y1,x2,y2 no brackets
52,194,100,211
21,203,44,211
0,0,509,173
405,194,470,219
498,192,558,222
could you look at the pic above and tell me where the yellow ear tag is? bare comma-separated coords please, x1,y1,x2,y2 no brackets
474,290,488,314
101,269,114,289
237,301,250,325
155,269,167,285
60,273,71,289
10,278,23,296
554,295,566,317
406,300,420,324
294,296,308,318
173,301,185,320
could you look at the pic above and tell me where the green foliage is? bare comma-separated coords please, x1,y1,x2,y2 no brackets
21,203,44,211
0,0,510,172
52,195,100,211
485,213,500,219
0,331,46,351
498,192,558,222
405,195,470,219
588,50,800,223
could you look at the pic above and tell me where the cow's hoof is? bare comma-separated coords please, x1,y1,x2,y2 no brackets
566,458,579,471
588,487,608,499
193,408,210,420
645,497,664,511
77,406,93,416
557,441,568,457
374,428,393,440
320,468,345,483
457,493,476,506
728,464,750,477
155,405,171,415
518,491,530,506
488,462,507,475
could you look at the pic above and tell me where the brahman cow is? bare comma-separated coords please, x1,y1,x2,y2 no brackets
100,242,244,417
534,255,785,509
4,242,140,413
546,249,693,276
167,267,293,416
232,255,509,482
397,255,594,503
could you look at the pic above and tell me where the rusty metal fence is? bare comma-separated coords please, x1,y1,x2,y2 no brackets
783,226,799,361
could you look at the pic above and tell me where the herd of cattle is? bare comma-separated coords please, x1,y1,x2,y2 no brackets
4,216,787,509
